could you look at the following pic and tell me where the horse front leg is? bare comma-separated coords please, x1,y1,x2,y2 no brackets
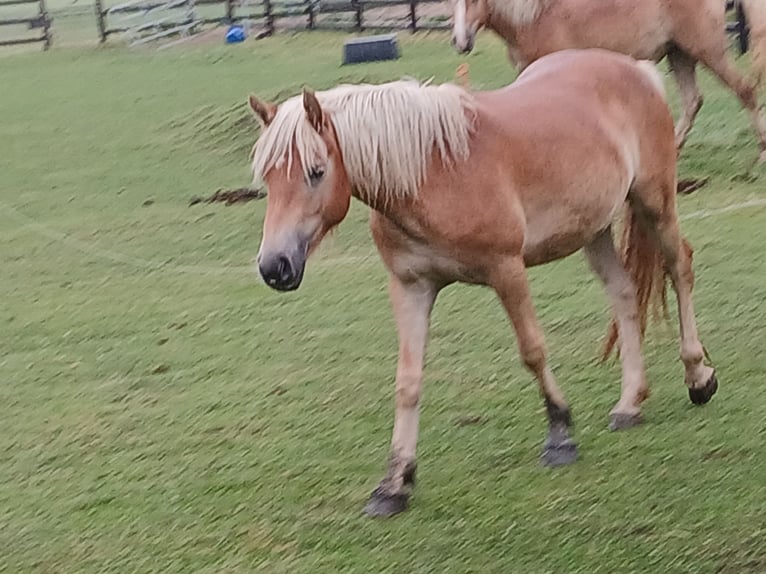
363,275,438,518
491,256,577,467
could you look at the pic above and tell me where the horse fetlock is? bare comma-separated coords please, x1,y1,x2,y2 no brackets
544,396,572,428
681,350,712,389
383,455,417,489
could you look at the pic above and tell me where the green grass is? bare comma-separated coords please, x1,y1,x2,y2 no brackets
1,32,766,573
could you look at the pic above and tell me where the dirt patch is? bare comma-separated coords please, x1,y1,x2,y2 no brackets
189,187,266,206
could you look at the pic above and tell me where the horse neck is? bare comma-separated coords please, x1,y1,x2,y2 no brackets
487,8,521,40
487,0,545,37
351,186,410,218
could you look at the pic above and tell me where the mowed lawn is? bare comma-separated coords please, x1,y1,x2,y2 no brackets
1,32,765,573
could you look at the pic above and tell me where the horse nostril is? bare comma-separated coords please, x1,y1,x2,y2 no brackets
276,255,292,283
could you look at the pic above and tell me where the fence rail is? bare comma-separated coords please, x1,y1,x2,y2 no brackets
94,0,451,43
0,0,51,49
0,0,750,52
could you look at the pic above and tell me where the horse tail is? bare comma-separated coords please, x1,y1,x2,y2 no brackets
602,204,678,360
740,0,766,85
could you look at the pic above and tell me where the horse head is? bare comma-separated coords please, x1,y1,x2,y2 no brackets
250,89,352,291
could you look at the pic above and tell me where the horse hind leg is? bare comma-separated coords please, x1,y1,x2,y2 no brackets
584,228,649,430
651,213,718,404
628,180,718,405
667,49,703,153
695,46,766,160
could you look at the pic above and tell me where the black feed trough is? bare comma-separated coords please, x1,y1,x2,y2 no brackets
343,33,400,65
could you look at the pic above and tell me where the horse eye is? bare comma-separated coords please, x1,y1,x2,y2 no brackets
308,166,325,185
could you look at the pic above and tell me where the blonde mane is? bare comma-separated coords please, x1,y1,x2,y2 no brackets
489,0,551,26
251,79,477,202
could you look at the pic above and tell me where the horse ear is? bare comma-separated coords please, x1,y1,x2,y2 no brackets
302,87,323,133
248,94,277,126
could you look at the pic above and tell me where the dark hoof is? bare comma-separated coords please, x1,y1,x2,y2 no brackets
541,438,578,467
609,412,643,431
689,372,718,405
363,487,409,518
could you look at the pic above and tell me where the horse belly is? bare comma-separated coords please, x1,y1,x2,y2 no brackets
539,0,671,60
521,192,625,267
371,214,491,285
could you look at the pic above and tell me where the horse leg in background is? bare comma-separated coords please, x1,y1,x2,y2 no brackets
695,48,766,160
668,49,703,152
364,275,438,518
584,228,650,430
491,256,577,466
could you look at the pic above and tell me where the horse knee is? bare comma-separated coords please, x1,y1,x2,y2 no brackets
395,378,421,409
726,74,759,108
520,341,547,375
741,82,758,108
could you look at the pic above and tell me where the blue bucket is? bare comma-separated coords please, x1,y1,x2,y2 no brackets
225,25,246,44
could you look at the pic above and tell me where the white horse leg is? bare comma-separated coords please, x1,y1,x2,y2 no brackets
363,275,437,518
584,228,650,430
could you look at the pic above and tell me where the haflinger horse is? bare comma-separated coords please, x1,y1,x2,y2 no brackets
451,0,766,161
249,49,718,518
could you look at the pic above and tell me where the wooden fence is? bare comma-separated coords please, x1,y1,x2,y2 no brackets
94,0,450,44
0,0,749,52
0,0,52,49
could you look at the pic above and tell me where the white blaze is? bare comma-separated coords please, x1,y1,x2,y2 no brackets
453,0,467,43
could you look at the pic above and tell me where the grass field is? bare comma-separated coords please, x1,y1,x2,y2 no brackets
1,32,766,573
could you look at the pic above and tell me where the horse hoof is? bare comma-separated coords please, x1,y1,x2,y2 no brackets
689,372,718,405
540,439,578,467
609,412,643,431
363,487,409,518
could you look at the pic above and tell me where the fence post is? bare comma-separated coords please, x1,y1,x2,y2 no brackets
225,0,234,24
352,0,362,31
409,0,416,31
263,0,274,35
38,0,51,49
307,0,315,29
94,0,107,42
184,0,197,33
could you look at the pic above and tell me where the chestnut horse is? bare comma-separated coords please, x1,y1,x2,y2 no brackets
249,49,718,517
451,0,766,161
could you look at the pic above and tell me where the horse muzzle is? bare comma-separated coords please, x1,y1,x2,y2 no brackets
452,35,474,54
258,245,307,292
